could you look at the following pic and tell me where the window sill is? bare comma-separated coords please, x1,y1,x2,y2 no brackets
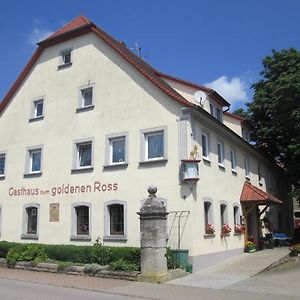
71,167,94,174
103,163,128,169
220,233,230,238
204,234,215,238
23,172,42,178
245,176,251,181
259,182,263,187
58,62,72,70
76,105,95,113
21,234,39,240
234,233,243,236
139,159,167,165
231,169,237,175
0,175,5,181
29,116,44,123
218,163,225,170
70,235,91,241
202,157,211,165
103,235,127,242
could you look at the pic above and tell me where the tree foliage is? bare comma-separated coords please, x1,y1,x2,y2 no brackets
247,48,300,200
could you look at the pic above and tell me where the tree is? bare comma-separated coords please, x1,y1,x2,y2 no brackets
248,48,300,200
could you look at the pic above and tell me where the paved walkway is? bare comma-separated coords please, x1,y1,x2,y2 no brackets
167,247,289,289
0,247,292,299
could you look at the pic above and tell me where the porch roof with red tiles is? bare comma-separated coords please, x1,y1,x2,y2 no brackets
240,182,282,205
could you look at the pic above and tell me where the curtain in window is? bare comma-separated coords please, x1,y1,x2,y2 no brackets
112,139,125,163
76,206,89,235
27,207,37,234
148,133,163,159
31,151,41,172
79,145,91,166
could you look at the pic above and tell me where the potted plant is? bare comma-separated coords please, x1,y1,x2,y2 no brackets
245,241,256,253
221,224,231,237
206,224,215,235
234,224,245,234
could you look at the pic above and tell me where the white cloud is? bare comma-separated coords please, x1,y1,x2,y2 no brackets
28,27,53,45
204,76,249,106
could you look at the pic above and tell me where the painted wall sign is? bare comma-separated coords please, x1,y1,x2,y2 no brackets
50,203,59,222
8,181,118,197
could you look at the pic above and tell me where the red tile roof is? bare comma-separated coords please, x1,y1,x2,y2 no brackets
0,15,228,114
240,182,282,205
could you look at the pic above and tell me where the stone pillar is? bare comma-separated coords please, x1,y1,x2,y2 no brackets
137,185,169,282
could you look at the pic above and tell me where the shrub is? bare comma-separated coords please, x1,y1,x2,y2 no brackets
84,263,104,275
109,258,139,271
90,238,112,265
165,248,176,269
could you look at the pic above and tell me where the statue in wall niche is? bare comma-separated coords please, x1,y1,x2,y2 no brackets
189,144,199,160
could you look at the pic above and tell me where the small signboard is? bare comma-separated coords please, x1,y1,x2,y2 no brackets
50,203,59,222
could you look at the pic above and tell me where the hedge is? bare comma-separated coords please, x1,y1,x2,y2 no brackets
0,241,140,267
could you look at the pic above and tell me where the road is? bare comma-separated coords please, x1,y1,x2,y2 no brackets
0,260,299,299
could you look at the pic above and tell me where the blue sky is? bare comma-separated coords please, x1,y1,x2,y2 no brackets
1,0,299,111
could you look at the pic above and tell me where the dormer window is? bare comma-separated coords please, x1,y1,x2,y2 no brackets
209,102,222,122
242,127,250,142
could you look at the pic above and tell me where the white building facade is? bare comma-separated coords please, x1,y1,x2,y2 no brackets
0,16,292,270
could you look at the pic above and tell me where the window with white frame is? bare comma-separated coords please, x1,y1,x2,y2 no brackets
216,107,222,122
201,132,210,160
217,140,225,166
204,200,214,234
104,200,127,240
26,147,42,174
220,203,228,226
71,203,91,240
140,127,167,162
33,99,44,118
233,205,240,225
59,48,72,66
22,204,39,239
106,133,128,165
209,103,214,116
230,148,237,171
80,87,93,108
244,155,250,178
0,153,6,177
74,141,93,169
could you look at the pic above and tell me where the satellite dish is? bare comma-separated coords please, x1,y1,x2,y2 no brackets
193,91,206,105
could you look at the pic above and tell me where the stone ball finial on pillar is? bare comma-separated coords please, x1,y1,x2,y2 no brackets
137,186,169,282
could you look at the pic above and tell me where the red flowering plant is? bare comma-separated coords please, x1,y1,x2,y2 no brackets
206,224,215,235
221,224,231,236
234,224,245,234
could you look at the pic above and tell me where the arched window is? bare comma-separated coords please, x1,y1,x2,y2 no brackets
220,202,228,226
203,199,214,234
71,202,91,241
233,205,240,225
104,200,127,241
21,204,40,240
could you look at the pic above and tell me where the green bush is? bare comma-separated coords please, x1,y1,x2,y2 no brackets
84,263,104,275
6,244,47,266
109,258,139,271
165,248,176,269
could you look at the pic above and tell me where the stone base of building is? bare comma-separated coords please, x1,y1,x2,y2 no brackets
190,248,244,272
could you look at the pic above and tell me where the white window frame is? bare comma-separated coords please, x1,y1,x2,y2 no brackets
21,203,40,240
230,148,237,172
105,132,129,166
71,202,92,241
209,103,215,117
217,140,225,167
201,132,210,161
59,48,73,67
25,146,43,175
0,152,6,178
216,107,222,122
34,99,44,118
140,126,167,163
77,83,95,111
72,138,94,171
244,155,250,178
104,200,127,241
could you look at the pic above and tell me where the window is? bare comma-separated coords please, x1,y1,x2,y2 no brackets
201,133,210,160
216,108,222,122
59,48,72,66
71,203,91,240
210,103,214,116
0,153,5,177
242,127,250,142
75,141,92,169
258,163,262,182
140,127,167,162
230,148,236,171
220,203,228,226
105,132,129,166
204,200,214,234
21,204,39,239
217,141,225,166
34,99,44,118
244,155,250,178
81,87,93,107
25,147,42,175
233,205,240,225
104,200,127,241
